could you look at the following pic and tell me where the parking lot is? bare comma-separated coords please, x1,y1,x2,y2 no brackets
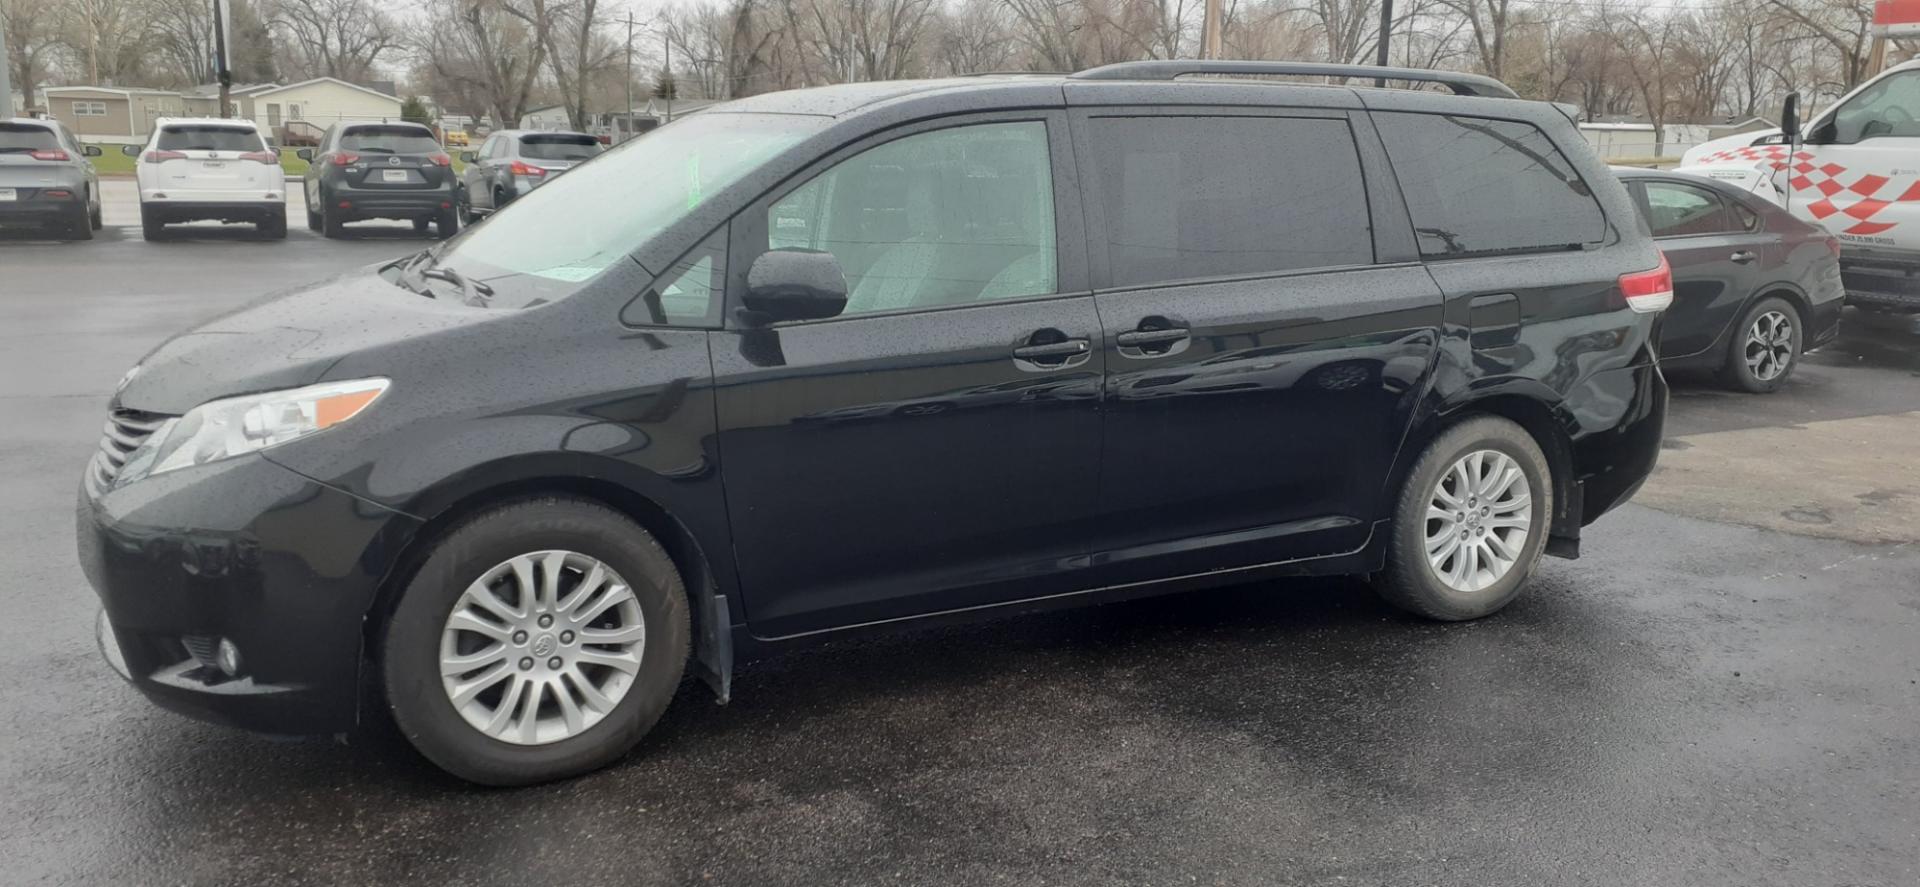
4,181,1919,885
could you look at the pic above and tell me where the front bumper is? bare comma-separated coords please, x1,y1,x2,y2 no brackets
78,452,420,734
1841,259,1920,312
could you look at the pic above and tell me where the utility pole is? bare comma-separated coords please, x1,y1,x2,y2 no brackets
1200,0,1222,59
624,10,634,143
1374,0,1394,87
1,6,14,117
213,0,234,118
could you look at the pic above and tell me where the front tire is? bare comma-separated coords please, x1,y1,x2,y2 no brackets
1376,416,1553,621
382,497,690,786
1722,297,1801,393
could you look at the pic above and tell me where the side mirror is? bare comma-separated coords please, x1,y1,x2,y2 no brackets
296,148,314,161
1781,94,1800,142
83,145,103,157
120,144,141,157
742,249,848,324
460,151,476,163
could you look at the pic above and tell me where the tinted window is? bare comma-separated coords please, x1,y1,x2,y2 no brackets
1088,116,1372,287
156,126,264,152
0,124,60,153
1824,69,1920,143
1641,181,1738,237
520,133,602,161
623,228,725,327
1374,112,1606,257
339,125,441,154
766,121,1056,315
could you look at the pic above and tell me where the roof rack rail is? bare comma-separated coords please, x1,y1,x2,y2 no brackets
1068,60,1520,99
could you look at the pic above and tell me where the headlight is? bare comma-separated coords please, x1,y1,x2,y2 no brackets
120,378,389,482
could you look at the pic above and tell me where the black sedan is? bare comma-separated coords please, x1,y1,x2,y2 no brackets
1613,167,1845,391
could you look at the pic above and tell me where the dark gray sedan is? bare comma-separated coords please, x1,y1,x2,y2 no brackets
0,118,103,240
1613,166,1846,392
456,129,603,222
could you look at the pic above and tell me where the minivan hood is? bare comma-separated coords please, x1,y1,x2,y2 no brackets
117,268,506,415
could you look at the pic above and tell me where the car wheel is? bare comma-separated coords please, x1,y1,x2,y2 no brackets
63,203,94,241
1375,416,1552,621
322,201,346,239
458,189,475,225
306,202,321,231
258,211,287,240
436,207,460,239
139,204,167,241
381,497,690,786
90,197,103,231
1722,296,1801,393
493,188,508,212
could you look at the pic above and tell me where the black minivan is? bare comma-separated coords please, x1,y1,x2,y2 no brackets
80,62,1670,785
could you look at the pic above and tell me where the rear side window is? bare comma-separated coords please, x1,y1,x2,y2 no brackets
340,126,441,154
1088,116,1373,287
1640,180,1739,237
1373,112,1606,258
156,126,264,152
520,134,602,161
0,124,60,153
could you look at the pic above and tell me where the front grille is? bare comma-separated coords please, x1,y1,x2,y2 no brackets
89,409,169,491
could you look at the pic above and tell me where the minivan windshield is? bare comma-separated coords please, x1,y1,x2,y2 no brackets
157,126,264,152
520,133,602,161
341,125,441,154
431,112,820,308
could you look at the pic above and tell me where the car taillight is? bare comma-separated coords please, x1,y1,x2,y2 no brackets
328,152,361,166
31,149,71,161
1618,254,1674,314
509,160,547,177
429,153,452,167
239,151,279,164
142,150,187,163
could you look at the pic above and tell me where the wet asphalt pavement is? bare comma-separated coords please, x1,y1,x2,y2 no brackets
3,205,1919,885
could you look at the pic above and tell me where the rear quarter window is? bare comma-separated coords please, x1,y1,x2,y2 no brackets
1373,112,1606,258
156,126,264,152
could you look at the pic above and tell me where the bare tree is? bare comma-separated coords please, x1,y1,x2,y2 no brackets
928,0,1017,74
266,0,401,81
1764,0,1875,91
58,0,156,85
3,0,61,106
418,0,547,126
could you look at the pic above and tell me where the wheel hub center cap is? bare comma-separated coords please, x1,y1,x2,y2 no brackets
530,633,557,658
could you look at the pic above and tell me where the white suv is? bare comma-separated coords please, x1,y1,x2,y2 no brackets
127,118,287,240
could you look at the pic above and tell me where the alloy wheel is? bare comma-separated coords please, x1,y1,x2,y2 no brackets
1424,449,1532,593
438,550,646,745
1744,310,1794,382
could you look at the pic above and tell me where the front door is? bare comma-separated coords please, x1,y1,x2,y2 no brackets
710,113,1104,638
1791,67,1920,252
1069,109,1442,583
1631,177,1769,361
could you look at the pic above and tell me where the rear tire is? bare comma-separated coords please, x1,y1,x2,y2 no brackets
381,497,690,786
321,200,346,239
1375,416,1553,621
435,207,460,239
89,198,103,230
306,202,321,231
139,204,166,241
1721,296,1801,393
258,211,287,240
63,204,93,241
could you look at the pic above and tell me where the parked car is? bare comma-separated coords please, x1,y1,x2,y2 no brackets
457,129,603,222
1678,59,1920,320
81,61,1671,786
1612,167,1844,391
126,118,287,240
444,130,470,147
298,121,457,239
0,118,102,240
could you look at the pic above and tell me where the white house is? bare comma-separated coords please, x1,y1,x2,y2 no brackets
245,78,404,136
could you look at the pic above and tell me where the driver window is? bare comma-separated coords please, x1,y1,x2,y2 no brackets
1826,70,1920,143
763,121,1057,317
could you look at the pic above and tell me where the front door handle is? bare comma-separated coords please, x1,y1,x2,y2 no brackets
1730,250,1757,264
1012,330,1091,371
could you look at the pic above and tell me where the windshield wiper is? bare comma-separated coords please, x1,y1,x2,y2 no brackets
423,265,495,307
